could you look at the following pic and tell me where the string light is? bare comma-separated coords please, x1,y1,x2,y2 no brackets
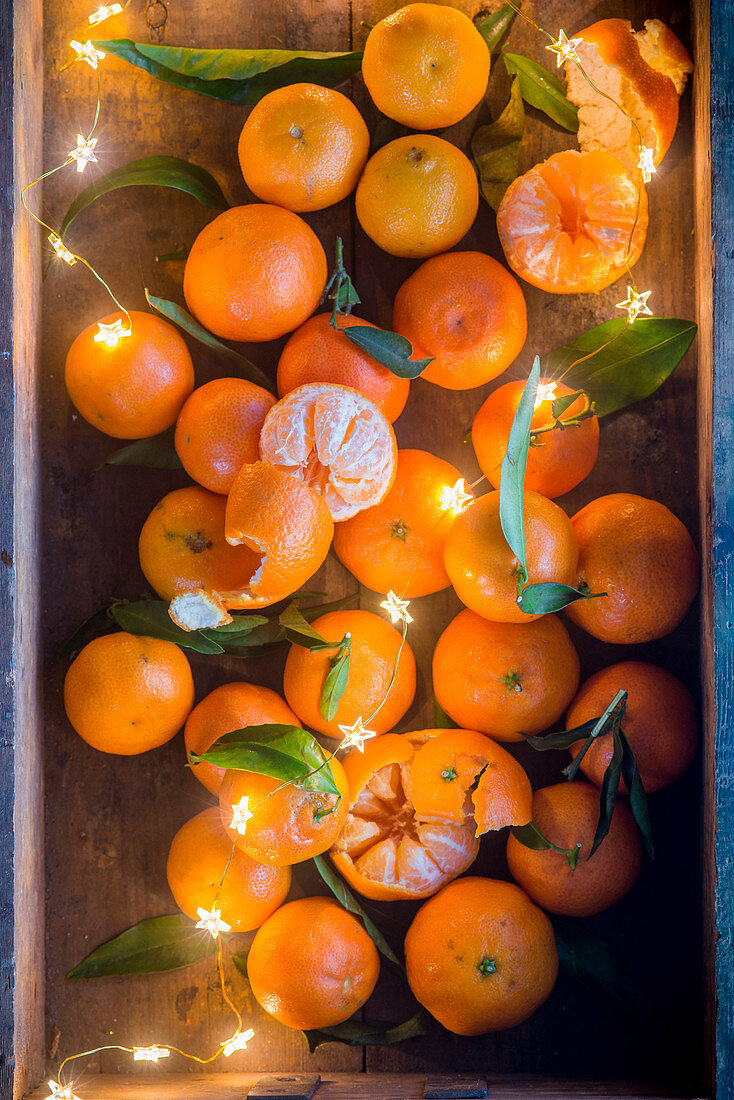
221,1028,256,1057
195,906,231,939
380,590,413,625
637,145,656,183
229,796,253,835
68,133,99,174
48,233,76,265
132,1045,170,1063
337,717,377,753
93,319,132,347
545,29,582,66
68,39,106,69
534,381,558,409
438,478,473,516
88,3,123,23
616,286,652,323
46,1083,80,1100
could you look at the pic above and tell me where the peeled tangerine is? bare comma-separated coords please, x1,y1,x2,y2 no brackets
330,729,532,902
259,382,397,521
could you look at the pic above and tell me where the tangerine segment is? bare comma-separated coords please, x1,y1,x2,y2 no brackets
331,732,480,901
496,149,648,294
443,490,578,624
220,760,349,867
409,730,532,836
259,383,397,521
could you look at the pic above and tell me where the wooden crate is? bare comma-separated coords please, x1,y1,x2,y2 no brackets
3,0,733,1096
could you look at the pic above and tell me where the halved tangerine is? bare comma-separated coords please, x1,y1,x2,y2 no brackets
259,382,397,521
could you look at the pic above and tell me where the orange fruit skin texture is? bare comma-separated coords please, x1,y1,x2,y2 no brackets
355,135,479,260
220,759,349,867
443,490,579,623
283,609,416,739
566,661,698,793
64,632,194,755
174,378,276,495
392,252,527,391
224,460,334,606
277,312,409,423
166,808,291,933
333,448,470,598
565,493,700,643
247,896,380,1030
238,83,370,212
64,310,194,440
405,876,559,1035
433,609,580,743
184,681,300,796
496,149,649,294
361,4,490,130
506,782,642,918
183,204,327,342
138,486,267,610
473,379,600,498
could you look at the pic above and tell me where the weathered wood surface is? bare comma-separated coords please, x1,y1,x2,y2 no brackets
30,0,708,1093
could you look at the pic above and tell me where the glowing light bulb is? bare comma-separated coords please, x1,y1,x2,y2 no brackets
68,133,98,174
637,145,656,183
195,906,231,940
616,286,652,324
48,233,76,265
380,590,413,625
221,1028,255,1057
438,478,473,516
546,29,583,67
69,39,106,69
534,381,558,410
337,717,377,753
230,796,253,835
88,3,123,24
46,1083,80,1100
93,319,132,348
132,1045,170,1063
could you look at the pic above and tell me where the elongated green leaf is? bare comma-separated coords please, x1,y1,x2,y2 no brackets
551,390,586,419
144,291,275,393
96,39,363,104
68,915,218,978
231,949,249,978
553,919,650,1019
192,723,339,797
156,244,189,262
433,698,458,729
110,599,226,654
588,725,624,858
542,317,697,417
97,426,182,472
60,156,228,239
620,729,655,859
279,601,330,648
517,581,606,615
511,820,553,851
303,1011,427,1052
503,50,579,131
499,356,540,576
475,4,518,53
471,76,525,211
320,643,351,721
343,326,433,379
313,854,401,966
522,717,599,751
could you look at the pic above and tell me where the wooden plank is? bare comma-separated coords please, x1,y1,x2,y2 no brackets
247,1074,321,1098
424,1076,488,1098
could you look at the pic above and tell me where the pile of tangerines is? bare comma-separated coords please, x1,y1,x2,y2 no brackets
61,4,697,1041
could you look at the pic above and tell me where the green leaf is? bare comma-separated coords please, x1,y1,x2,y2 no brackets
145,290,275,393
564,690,627,783
553,918,650,1019
279,600,330,648
312,854,401,966
67,915,218,978
619,729,655,859
511,820,553,851
499,356,540,577
471,76,525,212
231,949,249,977
320,640,352,721
522,718,599,752
110,599,226,654
303,1011,427,1052
551,390,586,419
96,39,363,104
156,244,189,262
475,4,518,53
588,725,624,858
433,698,458,729
503,50,579,132
191,723,340,798
541,318,697,418
96,426,182,472
517,581,606,615
342,326,433,379
59,155,228,239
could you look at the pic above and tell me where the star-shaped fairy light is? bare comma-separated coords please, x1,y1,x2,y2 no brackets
534,380,558,410
69,39,106,69
132,1045,170,1063
68,133,98,174
195,906,231,940
93,318,132,348
616,286,652,324
380,590,413,625
438,478,473,516
46,1083,81,1100
221,1028,256,1058
546,29,583,67
338,716,377,753
88,3,123,24
48,233,76,266
637,145,657,183
230,796,253,835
